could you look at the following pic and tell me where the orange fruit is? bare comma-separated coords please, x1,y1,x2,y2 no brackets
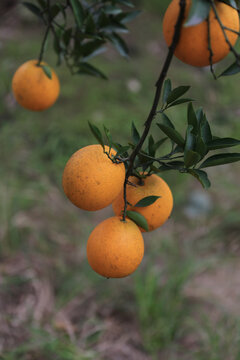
87,216,144,278
163,0,239,67
112,174,173,232
12,59,60,111
62,144,125,211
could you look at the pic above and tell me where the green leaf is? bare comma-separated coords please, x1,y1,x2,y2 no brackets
81,39,105,58
219,0,238,10
134,196,160,207
69,0,84,28
104,5,123,15
219,61,240,77
41,65,52,79
126,210,149,231
196,136,208,158
116,0,134,8
158,161,185,171
151,137,168,153
148,135,155,156
88,122,104,147
162,79,172,105
157,124,185,147
184,0,211,27
85,14,96,34
200,153,240,168
184,150,201,168
116,10,141,24
207,138,240,150
200,115,212,144
166,86,190,105
188,169,211,189
108,33,129,57
131,122,140,145
102,21,129,34
113,144,130,157
185,125,196,153
78,63,107,79
167,98,194,108
159,113,175,129
103,126,112,149
22,2,43,20
196,107,204,124
187,102,198,134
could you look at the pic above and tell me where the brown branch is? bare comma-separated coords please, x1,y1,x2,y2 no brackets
122,0,187,221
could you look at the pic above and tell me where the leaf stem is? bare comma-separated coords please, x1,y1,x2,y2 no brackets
122,0,186,221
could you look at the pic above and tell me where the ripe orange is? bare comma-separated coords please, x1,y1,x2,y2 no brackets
12,59,60,111
163,0,239,67
62,144,125,211
87,216,144,278
112,174,173,232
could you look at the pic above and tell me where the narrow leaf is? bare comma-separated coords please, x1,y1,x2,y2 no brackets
103,126,112,149
219,61,240,77
187,102,198,134
69,0,84,28
207,138,240,150
184,150,201,168
188,169,211,189
184,0,211,27
78,63,107,79
108,33,129,57
200,115,212,144
126,210,149,231
134,196,160,207
41,65,52,79
167,98,194,108
200,153,240,168
157,124,185,147
22,2,43,19
159,113,175,129
162,79,172,105
166,86,190,104
131,122,140,145
88,122,104,147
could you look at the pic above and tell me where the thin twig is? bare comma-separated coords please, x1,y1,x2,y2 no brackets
121,0,186,221
37,0,51,65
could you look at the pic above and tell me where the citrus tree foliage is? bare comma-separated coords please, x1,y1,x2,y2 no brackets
23,0,240,230
23,0,139,78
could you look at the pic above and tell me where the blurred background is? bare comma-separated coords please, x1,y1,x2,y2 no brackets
0,1,240,359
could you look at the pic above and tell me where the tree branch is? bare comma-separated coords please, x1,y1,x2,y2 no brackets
122,0,186,221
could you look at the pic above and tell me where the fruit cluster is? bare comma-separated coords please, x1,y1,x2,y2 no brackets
62,144,173,278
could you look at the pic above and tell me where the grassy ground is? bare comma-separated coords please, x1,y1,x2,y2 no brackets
0,1,240,359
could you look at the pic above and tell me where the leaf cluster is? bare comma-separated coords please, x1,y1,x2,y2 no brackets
88,80,240,190
23,0,139,78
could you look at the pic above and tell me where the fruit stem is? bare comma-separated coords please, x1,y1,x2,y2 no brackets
122,0,186,221
37,25,51,66
37,0,51,66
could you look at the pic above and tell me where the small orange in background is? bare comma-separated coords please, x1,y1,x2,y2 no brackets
12,59,60,111
62,144,125,211
112,174,173,232
87,216,144,278
163,0,239,67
